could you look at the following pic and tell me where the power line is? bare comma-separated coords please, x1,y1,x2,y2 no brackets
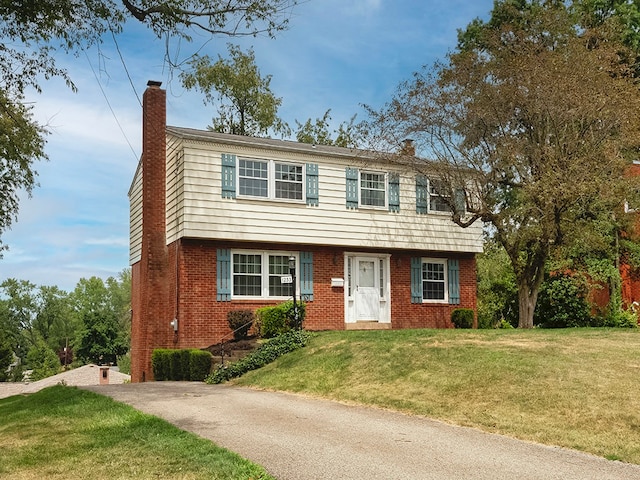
84,49,139,162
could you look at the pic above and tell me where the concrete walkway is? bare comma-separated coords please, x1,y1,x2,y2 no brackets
82,382,640,480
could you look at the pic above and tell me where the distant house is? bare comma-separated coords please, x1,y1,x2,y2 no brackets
129,81,483,382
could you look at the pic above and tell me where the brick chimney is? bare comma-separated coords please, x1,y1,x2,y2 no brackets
130,81,170,382
400,139,415,156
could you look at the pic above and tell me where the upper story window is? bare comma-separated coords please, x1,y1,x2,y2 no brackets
239,159,268,197
275,163,303,200
360,171,386,207
429,179,451,213
238,157,304,201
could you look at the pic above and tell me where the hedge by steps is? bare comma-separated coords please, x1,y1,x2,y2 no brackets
206,330,312,384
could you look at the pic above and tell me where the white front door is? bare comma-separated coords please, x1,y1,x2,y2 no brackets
355,257,381,321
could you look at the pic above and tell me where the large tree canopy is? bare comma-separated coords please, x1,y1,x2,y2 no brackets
365,0,640,328
0,0,297,252
181,44,290,137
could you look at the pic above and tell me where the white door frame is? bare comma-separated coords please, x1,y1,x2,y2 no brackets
344,253,391,324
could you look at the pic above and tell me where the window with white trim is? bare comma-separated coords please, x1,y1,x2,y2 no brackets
360,171,387,207
429,179,451,213
232,250,297,298
422,258,448,302
238,158,304,201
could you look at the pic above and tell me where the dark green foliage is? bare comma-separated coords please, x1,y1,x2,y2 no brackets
451,309,474,329
534,274,592,328
206,330,311,384
0,337,13,381
26,338,60,381
255,301,306,338
190,350,214,381
227,309,254,340
152,349,213,381
476,239,518,328
76,311,128,365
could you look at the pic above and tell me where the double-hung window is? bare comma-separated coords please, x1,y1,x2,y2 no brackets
238,158,303,201
232,251,297,298
360,171,387,208
429,179,451,213
422,258,448,302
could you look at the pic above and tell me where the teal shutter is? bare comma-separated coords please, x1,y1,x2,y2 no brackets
346,167,359,209
454,188,466,215
221,154,236,199
416,175,428,214
300,252,314,301
306,163,319,206
217,249,231,301
448,259,460,305
388,173,400,212
411,257,423,303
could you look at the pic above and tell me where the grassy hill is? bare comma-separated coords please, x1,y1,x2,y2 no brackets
235,328,640,464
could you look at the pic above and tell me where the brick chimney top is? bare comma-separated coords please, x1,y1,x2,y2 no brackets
401,139,415,156
147,80,162,88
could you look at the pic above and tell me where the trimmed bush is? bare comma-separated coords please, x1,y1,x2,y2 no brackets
227,309,254,340
151,349,171,381
152,349,213,381
452,308,474,329
255,301,306,338
190,350,215,381
206,330,311,384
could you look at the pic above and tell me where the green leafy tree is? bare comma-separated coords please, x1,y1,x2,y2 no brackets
181,44,290,137
72,275,129,365
0,336,13,381
26,336,60,381
477,239,518,328
295,109,363,148
0,0,297,250
365,1,640,328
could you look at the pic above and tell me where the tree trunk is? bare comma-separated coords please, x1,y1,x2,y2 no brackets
517,282,538,328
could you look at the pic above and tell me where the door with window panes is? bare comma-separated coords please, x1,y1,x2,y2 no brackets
345,255,390,323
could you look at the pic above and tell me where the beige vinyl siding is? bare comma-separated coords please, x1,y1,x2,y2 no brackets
166,135,184,244
168,138,483,253
128,162,143,265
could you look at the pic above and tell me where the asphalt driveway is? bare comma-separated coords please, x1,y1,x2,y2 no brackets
83,382,640,480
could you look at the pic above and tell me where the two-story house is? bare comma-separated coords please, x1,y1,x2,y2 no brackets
129,81,483,382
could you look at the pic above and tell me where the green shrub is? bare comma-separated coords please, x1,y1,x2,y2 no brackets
206,330,312,384
151,349,171,381
190,350,214,381
603,309,639,328
227,309,255,340
534,273,592,328
451,309,474,329
152,349,213,381
499,319,514,329
255,301,306,338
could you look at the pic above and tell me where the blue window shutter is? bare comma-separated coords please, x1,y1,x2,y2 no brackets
221,154,236,199
217,248,231,301
306,163,319,206
416,175,428,214
300,252,314,301
448,259,460,305
388,173,400,212
345,167,359,209
411,257,423,304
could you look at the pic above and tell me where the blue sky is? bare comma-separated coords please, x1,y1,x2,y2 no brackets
2,0,494,292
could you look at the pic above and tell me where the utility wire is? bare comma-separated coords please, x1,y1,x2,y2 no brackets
84,49,139,162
